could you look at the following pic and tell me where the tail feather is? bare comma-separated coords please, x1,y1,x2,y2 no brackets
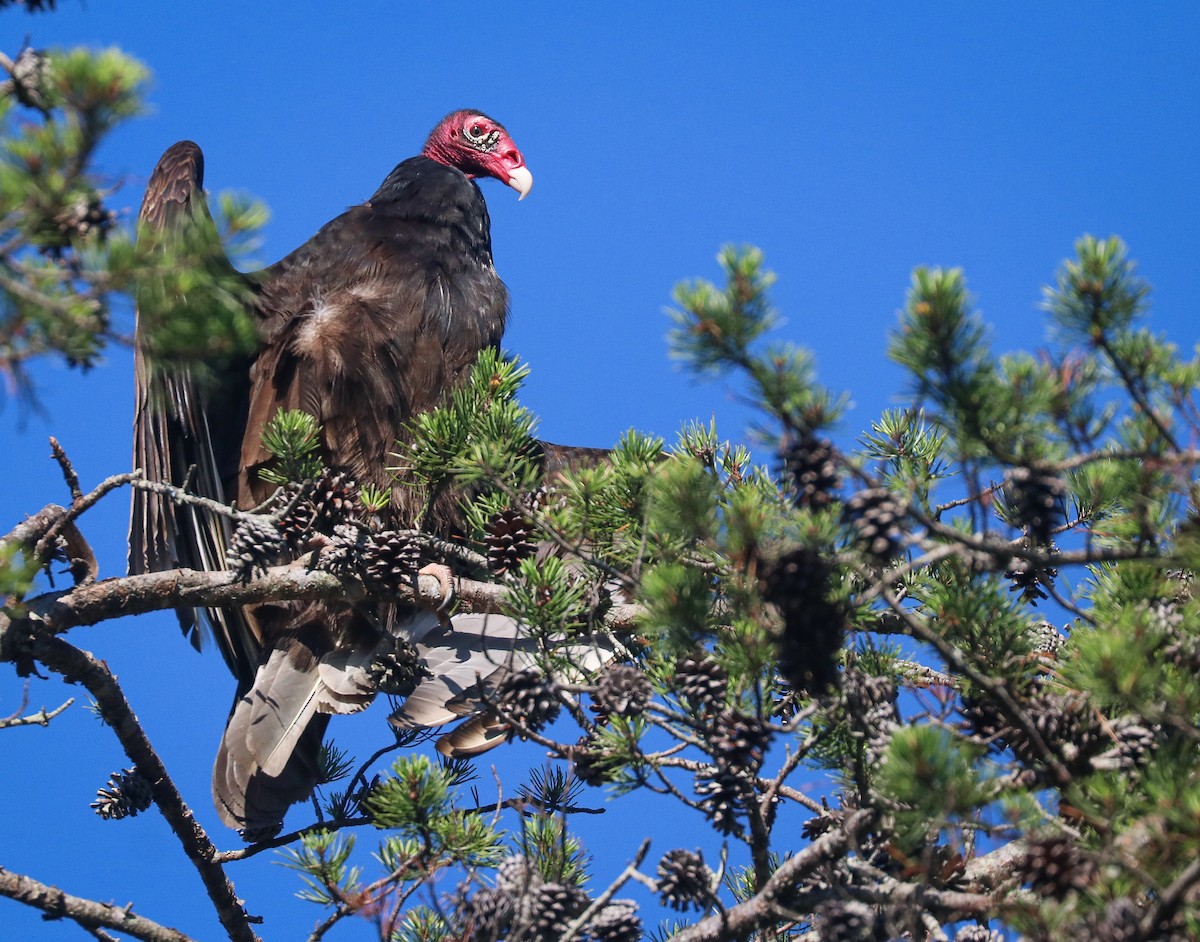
213,637,377,832
213,608,618,832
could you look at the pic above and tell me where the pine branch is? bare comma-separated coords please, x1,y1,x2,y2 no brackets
668,810,872,942
880,585,1072,787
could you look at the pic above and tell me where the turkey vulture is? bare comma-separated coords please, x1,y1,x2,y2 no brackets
128,112,601,834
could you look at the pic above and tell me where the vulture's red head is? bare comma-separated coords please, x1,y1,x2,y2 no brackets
422,110,533,200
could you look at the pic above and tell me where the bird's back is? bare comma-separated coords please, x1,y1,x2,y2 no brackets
239,156,509,527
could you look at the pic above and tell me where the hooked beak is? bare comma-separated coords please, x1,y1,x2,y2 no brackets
506,164,533,201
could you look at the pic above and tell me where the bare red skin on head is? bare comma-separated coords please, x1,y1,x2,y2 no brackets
422,110,527,184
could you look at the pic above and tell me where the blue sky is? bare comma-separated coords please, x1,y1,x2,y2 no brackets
4,3,1200,940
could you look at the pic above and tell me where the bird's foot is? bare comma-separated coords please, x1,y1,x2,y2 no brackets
417,563,456,617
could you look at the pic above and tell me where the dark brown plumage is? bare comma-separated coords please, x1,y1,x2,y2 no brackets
129,112,559,834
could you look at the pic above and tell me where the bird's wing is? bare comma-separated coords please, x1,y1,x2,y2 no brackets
128,141,261,681
237,186,506,529
390,613,618,757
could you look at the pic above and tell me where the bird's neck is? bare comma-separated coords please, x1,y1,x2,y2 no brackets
422,142,474,178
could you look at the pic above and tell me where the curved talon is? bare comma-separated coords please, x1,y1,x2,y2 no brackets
418,563,456,616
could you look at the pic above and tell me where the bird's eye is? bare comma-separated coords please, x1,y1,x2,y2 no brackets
466,124,486,140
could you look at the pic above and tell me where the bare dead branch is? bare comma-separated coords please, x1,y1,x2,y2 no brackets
560,838,652,942
0,866,196,942
33,474,140,563
48,436,83,502
0,680,72,729
9,563,639,641
23,631,261,942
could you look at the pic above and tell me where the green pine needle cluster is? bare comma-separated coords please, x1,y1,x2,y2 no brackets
258,408,324,485
364,755,505,868
397,348,540,496
1,42,267,408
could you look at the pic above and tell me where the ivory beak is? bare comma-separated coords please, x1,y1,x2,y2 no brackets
506,164,533,201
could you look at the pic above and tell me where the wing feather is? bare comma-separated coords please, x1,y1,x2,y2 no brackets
128,141,260,680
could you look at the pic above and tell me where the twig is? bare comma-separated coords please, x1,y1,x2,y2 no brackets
0,683,73,730
33,472,140,562
1141,854,1200,938
894,660,955,689
934,480,1004,518
1094,332,1180,452
49,436,83,502
213,817,371,864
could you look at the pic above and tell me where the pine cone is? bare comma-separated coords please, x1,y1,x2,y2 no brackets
313,471,358,527
1086,898,1187,942
1006,466,1066,546
801,808,842,841
953,926,1004,942
495,670,561,734
593,665,652,719
458,886,516,942
816,900,884,942
1027,620,1065,655
710,708,770,772
1089,898,1143,942
228,514,287,580
761,547,845,696
1005,557,1059,605
674,651,728,707
4,47,51,111
1092,716,1158,772
1022,689,1105,774
361,529,420,591
273,484,319,550
485,507,537,575
656,849,713,911
522,882,589,942
370,639,428,697
44,194,116,252
959,686,1011,747
320,522,369,576
570,737,619,787
842,668,898,716
586,899,642,942
843,487,907,564
694,767,749,835
1019,835,1097,898
964,681,1105,778
780,432,840,510
841,667,899,764
90,767,153,820
496,854,542,893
